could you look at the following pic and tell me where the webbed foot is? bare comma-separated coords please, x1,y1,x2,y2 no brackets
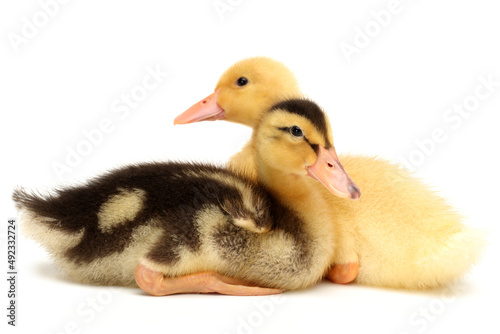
326,263,359,284
135,263,284,296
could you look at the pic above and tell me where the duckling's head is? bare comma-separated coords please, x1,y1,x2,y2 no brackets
174,57,301,127
256,99,361,200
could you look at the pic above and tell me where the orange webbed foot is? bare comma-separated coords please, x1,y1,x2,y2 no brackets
135,263,284,296
326,263,359,284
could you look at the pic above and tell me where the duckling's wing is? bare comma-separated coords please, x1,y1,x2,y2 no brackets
231,217,270,233
219,196,273,234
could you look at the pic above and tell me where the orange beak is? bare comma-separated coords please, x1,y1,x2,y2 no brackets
174,89,225,125
307,146,361,200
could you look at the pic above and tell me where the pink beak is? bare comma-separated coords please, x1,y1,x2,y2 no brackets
174,89,225,125
307,146,361,200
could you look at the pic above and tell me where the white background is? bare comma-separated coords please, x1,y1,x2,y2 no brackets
1,0,500,333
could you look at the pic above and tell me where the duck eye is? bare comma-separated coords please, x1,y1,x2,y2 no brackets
236,77,248,87
290,126,303,137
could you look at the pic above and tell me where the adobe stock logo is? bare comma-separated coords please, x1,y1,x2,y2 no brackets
398,74,499,172
47,288,116,334
339,0,410,64
51,64,168,181
223,295,285,334
398,280,469,334
7,0,72,54
212,0,245,20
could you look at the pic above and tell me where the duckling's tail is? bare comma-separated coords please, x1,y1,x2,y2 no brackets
410,224,487,289
358,223,486,290
12,187,88,254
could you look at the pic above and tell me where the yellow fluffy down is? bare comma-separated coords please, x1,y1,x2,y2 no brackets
208,57,485,289
334,155,486,289
229,147,485,289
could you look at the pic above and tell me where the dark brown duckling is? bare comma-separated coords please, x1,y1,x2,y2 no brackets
13,99,359,292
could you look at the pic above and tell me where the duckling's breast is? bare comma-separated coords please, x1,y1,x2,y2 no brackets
207,203,319,289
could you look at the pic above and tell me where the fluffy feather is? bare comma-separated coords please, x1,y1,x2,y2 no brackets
13,101,343,290
179,57,486,289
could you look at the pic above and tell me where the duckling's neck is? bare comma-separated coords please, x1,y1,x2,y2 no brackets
259,165,309,205
257,161,335,246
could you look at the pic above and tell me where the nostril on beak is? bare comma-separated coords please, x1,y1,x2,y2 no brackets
201,99,207,104
327,162,334,168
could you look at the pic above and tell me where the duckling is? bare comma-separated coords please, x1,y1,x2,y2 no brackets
175,57,485,289
174,57,301,127
13,99,360,294
175,57,302,180
13,163,274,287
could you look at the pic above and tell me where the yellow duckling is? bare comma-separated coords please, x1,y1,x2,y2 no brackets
175,57,302,180
13,99,359,295
175,57,485,289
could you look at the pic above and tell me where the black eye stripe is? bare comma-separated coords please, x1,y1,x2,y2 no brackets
277,127,319,154
278,126,303,137
270,99,333,149
304,138,319,155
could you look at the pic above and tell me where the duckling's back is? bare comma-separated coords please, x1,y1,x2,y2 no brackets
13,162,274,286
